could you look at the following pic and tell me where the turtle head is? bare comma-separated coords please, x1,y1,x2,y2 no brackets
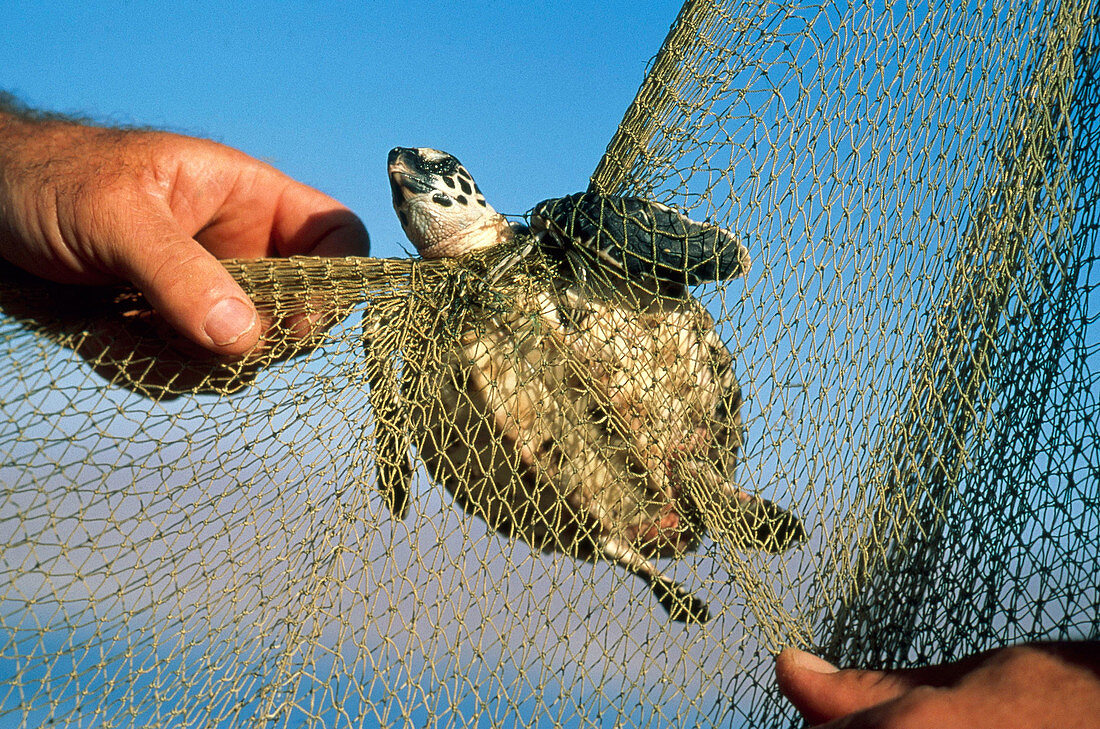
388,147,509,258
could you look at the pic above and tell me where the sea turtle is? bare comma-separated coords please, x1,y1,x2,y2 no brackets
367,147,804,623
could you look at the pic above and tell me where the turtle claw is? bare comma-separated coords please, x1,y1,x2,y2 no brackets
648,575,710,624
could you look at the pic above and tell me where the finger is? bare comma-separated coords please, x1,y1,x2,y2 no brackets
114,211,260,355
775,649,917,725
265,176,370,258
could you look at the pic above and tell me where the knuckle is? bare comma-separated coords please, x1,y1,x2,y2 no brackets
998,643,1045,664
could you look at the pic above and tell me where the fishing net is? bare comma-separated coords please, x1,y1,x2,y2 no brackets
2,1,1098,726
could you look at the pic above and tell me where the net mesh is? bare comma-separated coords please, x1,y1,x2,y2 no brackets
2,1,1099,727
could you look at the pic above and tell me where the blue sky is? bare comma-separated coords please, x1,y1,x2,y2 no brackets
3,1,682,258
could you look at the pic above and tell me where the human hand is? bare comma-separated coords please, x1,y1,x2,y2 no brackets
775,641,1100,728
0,104,368,356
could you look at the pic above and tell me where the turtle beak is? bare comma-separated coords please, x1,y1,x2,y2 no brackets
388,147,414,168
388,149,435,206
388,147,415,181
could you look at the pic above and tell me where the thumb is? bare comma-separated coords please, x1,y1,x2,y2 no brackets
113,213,260,356
775,648,914,725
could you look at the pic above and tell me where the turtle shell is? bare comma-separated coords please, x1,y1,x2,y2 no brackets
530,192,751,288
373,146,803,622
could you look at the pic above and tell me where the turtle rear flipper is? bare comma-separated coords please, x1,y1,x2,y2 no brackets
647,574,710,624
675,461,806,554
729,496,807,554
598,535,709,624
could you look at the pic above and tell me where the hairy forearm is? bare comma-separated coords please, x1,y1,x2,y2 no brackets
0,93,40,166
0,92,127,280
0,90,94,128
0,92,105,195
0,90,36,121
0,93,146,172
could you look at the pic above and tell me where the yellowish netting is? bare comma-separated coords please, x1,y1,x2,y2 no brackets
2,2,1098,727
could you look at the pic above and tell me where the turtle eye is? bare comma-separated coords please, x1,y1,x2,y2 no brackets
432,192,454,207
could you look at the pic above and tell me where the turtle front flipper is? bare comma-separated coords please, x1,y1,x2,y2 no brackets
598,535,709,624
364,322,413,520
530,192,751,288
372,416,412,518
